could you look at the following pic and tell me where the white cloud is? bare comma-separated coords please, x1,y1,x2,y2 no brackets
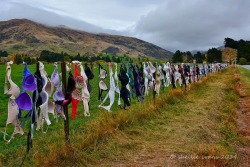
1,0,250,52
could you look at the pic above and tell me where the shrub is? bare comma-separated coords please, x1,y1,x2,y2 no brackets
239,57,247,65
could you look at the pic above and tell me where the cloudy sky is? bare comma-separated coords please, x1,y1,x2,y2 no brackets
1,0,250,52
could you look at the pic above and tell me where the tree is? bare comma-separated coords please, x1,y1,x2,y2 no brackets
117,57,121,63
207,48,222,63
224,37,250,62
90,56,97,62
105,56,111,62
15,54,23,65
239,57,247,65
172,50,183,63
194,51,205,63
238,42,250,62
64,56,71,62
39,50,51,62
138,55,141,62
23,56,31,64
186,51,192,63
0,50,8,57
183,55,188,63
224,37,238,49
39,50,66,62
112,55,117,62
30,58,37,64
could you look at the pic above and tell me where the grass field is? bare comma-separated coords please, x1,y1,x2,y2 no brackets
0,62,167,166
0,64,245,166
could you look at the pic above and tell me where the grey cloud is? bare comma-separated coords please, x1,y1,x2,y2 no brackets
1,0,250,53
6,0,162,30
133,0,250,52
0,1,118,34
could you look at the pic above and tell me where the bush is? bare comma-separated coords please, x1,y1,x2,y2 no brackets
239,57,247,65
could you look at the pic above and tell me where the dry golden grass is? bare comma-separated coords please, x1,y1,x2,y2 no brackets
80,67,240,167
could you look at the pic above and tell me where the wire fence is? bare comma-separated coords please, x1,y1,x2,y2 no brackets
0,62,229,166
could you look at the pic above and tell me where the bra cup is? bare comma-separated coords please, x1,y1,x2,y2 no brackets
22,63,37,91
40,91,49,106
99,80,108,90
155,81,161,94
23,74,37,91
41,75,48,90
45,81,54,97
53,87,65,101
72,89,82,101
150,67,156,74
156,79,161,85
156,71,161,77
39,91,51,125
82,87,90,99
148,81,154,89
15,92,32,110
85,67,94,80
4,96,24,143
75,76,84,88
6,79,20,98
47,100,55,115
7,98,19,124
100,69,107,79
51,67,60,88
146,74,152,81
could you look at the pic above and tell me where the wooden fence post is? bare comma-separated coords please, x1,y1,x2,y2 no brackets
61,62,70,146
153,62,156,105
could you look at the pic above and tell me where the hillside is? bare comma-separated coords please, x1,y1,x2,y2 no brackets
0,19,173,59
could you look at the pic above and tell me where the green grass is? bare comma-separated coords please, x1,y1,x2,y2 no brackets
0,62,163,166
0,64,241,166
237,66,250,95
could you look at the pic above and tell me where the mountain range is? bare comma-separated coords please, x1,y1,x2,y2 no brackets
190,46,225,54
0,19,173,59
